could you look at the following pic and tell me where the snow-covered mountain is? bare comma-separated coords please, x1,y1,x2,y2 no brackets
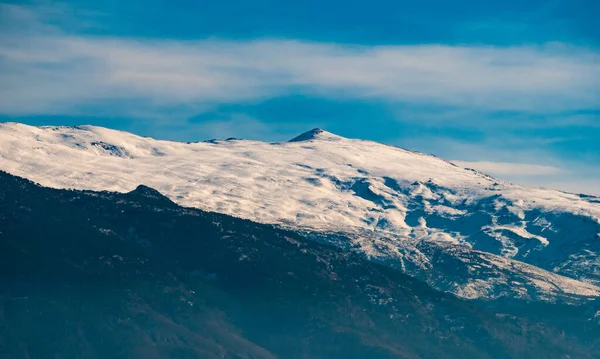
1,122,599,302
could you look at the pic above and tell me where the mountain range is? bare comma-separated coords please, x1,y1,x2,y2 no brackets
1,122,599,305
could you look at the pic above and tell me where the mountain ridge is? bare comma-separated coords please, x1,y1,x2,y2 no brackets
1,169,598,358
1,122,599,303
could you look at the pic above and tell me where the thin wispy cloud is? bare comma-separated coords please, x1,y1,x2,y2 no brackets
451,159,600,195
1,4,598,118
451,161,564,176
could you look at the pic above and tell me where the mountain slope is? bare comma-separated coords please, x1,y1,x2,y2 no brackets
0,122,599,302
1,171,598,359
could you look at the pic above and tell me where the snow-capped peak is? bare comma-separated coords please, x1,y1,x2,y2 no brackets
288,128,343,142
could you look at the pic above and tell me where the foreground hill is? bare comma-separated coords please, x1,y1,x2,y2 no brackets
1,171,598,358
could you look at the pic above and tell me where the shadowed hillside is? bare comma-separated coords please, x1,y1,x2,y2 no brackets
0,171,597,359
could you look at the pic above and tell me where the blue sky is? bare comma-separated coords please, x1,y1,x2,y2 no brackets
1,0,599,194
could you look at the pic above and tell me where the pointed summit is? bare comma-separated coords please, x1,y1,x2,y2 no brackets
129,184,164,198
288,128,343,142
125,185,176,206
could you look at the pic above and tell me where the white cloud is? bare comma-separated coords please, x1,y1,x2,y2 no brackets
528,178,600,196
452,160,600,196
392,136,600,195
451,160,564,176
1,4,599,117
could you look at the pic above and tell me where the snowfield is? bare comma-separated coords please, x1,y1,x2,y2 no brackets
1,123,599,302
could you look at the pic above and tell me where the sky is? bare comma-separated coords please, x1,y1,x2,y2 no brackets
0,0,599,194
